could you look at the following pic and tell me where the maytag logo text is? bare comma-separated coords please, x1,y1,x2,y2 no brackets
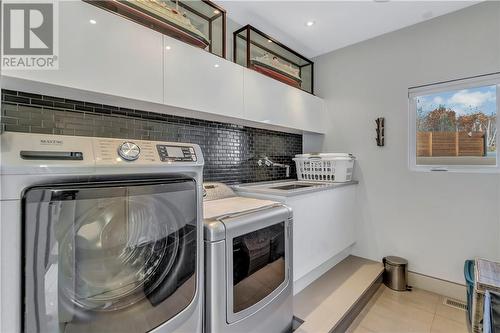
40,139,63,145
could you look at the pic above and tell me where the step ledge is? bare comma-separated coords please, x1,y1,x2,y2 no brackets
294,255,384,333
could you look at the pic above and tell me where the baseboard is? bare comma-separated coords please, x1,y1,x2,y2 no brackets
408,271,466,302
293,244,354,295
330,273,383,333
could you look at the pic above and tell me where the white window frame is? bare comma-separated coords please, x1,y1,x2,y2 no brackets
408,73,500,173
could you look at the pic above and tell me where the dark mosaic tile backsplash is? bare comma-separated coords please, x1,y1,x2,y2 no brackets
1,89,302,184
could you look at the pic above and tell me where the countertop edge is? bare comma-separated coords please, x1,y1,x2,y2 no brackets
232,180,359,197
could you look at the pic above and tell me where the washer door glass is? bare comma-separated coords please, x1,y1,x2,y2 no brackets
23,178,198,333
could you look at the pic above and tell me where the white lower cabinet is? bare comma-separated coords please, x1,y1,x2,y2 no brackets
163,36,244,119
3,1,164,103
286,186,356,283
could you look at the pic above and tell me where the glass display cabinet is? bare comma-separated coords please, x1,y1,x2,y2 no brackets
234,25,314,94
87,0,226,58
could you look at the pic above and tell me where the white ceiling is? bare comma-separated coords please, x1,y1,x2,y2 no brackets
217,1,479,58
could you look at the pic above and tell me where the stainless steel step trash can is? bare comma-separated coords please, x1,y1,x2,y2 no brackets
383,256,409,291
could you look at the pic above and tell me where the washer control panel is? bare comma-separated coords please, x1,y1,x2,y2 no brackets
157,144,197,162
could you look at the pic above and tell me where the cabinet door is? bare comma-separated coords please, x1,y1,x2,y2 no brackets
163,36,244,118
282,85,327,133
243,69,288,126
243,68,326,133
289,186,357,282
4,1,163,103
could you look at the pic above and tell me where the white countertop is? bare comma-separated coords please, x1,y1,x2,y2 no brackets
232,180,358,197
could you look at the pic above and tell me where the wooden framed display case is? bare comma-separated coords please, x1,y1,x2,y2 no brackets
234,25,314,93
88,0,226,58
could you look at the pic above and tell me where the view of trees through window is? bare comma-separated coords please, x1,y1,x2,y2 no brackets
415,85,497,165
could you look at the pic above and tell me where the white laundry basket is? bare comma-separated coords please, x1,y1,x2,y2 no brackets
293,153,355,182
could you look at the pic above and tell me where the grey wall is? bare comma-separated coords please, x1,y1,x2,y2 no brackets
314,2,500,283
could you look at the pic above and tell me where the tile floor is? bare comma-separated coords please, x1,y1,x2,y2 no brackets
347,285,468,333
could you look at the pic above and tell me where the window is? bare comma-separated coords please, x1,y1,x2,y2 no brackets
409,74,500,172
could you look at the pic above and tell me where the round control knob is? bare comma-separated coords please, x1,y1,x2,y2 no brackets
118,141,140,161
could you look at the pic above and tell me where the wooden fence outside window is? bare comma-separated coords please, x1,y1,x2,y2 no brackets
417,131,486,157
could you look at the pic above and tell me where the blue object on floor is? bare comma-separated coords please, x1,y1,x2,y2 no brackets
464,259,475,329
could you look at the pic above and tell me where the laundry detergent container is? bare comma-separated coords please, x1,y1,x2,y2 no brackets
383,256,409,291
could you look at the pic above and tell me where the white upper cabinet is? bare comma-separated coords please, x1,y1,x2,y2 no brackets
284,85,327,133
243,68,326,133
163,36,244,119
2,1,325,133
242,69,287,126
4,1,163,103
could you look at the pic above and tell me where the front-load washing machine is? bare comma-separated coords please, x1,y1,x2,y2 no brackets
203,182,293,333
0,132,204,333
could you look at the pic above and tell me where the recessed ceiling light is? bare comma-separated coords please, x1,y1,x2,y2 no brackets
213,9,220,14
214,64,220,68
306,21,315,27
165,45,171,50
89,19,97,24
267,39,273,43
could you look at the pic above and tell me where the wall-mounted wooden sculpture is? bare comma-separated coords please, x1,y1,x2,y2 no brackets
376,117,385,147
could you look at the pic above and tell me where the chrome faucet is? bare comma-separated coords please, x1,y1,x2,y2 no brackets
257,157,290,178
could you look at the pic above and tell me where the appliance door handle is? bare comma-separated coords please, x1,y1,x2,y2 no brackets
430,167,448,172
20,150,84,160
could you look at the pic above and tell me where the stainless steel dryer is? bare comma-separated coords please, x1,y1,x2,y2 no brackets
203,182,293,333
0,132,204,333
